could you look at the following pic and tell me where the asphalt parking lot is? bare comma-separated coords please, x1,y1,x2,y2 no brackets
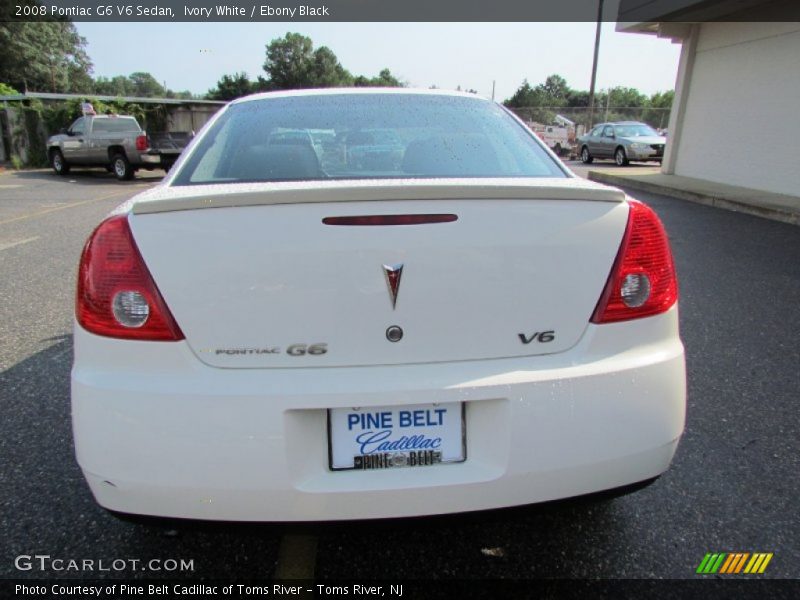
0,166,798,584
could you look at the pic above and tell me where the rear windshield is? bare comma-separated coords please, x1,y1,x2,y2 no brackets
172,94,565,185
91,118,140,133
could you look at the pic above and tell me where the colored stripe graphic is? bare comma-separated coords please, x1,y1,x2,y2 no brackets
744,553,773,574
696,553,713,574
709,553,726,573
719,554,736,574
699,552,773,574
719,553,751,574
733,553,750,573
697,553,727,574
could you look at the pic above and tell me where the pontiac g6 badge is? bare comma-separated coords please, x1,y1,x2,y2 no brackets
383,263,403,309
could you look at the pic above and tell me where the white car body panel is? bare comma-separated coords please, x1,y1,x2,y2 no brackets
73,307,685,521
71,89,686,521
129,177,623,214
129,199,628,368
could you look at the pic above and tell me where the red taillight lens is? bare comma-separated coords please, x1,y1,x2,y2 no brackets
591,200,678,324
135,134,148,152
76,215,184,341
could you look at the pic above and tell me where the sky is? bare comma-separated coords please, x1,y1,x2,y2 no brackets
75,22,682,101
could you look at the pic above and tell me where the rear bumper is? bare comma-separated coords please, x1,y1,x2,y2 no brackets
72,307,686,521
139,153,161,165
627,147,664,160
139,152,179,166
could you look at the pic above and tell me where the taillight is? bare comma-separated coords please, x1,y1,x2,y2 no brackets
591,200,678,324
135,134,148,152
76,215,184,341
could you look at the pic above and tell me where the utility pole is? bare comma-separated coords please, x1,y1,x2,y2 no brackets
586,0,604,131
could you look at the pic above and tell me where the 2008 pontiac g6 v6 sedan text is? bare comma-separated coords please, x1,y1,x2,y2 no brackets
71,89,685,521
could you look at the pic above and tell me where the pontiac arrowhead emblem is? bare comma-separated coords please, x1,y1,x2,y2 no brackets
383,263,403,309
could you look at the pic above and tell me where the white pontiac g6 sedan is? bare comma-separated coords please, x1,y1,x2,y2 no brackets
71,89,685,521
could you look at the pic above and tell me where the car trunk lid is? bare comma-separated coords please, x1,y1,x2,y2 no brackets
128,179,628,368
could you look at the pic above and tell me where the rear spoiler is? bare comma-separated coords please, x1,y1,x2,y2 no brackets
131,177,625,215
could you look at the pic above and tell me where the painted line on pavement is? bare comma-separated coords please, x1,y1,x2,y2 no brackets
0,189,130,226
0,236,39,251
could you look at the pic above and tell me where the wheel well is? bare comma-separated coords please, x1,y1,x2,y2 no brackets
48,146,61,158
616,145,626,155
107,146,126,161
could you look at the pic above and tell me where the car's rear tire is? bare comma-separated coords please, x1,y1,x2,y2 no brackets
111,153,134,181
615,147,629,166
50,149,70,176
580,146,593,164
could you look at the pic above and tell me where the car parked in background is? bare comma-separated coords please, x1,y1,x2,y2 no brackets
578,121,666,166
46,115,192,180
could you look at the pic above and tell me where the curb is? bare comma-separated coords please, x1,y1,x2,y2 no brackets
588,170,799,226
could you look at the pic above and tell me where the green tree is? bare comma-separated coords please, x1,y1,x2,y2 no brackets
127,72,166,97
263,32,353,90
0,20,93,93
566,89,590,107
263,32,315,89
307,46,352,87
606,86,648,108
207,72,254,101
649,90,674,109
353,69,403,87
253,75,274,93
95,75,133,96
643,90,674,128
538,74,569,104
0,82,19,95
504,80,543,108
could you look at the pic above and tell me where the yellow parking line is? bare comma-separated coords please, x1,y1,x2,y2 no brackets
0,189,130,226
274,533,318,580
0,236,39,252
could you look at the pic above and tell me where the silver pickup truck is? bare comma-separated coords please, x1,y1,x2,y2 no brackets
46,115,192,181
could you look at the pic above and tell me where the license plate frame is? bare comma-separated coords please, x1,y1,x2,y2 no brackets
327,403,467,471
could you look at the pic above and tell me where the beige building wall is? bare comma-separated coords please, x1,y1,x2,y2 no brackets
668,22,800,196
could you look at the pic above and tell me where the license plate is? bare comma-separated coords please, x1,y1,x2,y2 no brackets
328,403,466,471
